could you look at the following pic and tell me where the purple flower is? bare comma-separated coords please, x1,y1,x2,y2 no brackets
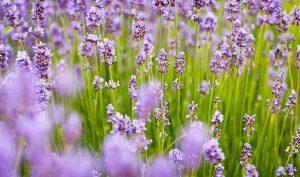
180,121,210,169
224,0,241,23
132,13,147,40
0,44,9,70
203,138,225,164
156,48,169,74
154,101,170,126
93,76,105,92
35,79,52,111
193,0,209,9
98,38,117,66
174,52,186,74
286,164,296,176
134,81,163,121
79,39,94,57
199,80,211,95
31,0,47,24
33,42,52,79
243,114,256,136
129,134,152,153
240,143,252,167
86,5,104,29
128,75,138,100
147,157,178,177
152,0,168,16
0,72,37,118
136,50,147,65
55,67,82,97
288,128,300,156
214,163,225,177
285,90,297,115
106,104,132,135
15,51,32,73
169,149,185,174
2,0,22,27
245,164,259,177
290,6,300,26
201,12,217,32
276,166,285,176
63,113,82,145
0,125,17,177
103,134,141,177
56,151,95,177
186,101,198,121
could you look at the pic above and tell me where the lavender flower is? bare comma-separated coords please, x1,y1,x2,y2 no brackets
31,0,47,24
55,67,82,97
129,134,152,153
203,138,225,164
35,79,51,111
136,50,147,65
63,113,82,144
175,52,186,74
105,80,120,89
169,149,185,174
201,12,217,32
132,13,147,40
154,101,170,126
245,164,259,177
156,48,169,74
52,150,95,177
98,38,117,66
214,163,225,177
103,134,141,177
211,110,224,138
173,78,184,90
199,80,211,95
131,119,146,134
180,121,210,168
290,6,300,26
240,143,252,167
287,128,300,156
2,0,22,27
193,0,209,9
15,51,32,73
210,43,230,75
128,75,138,100
33,42,52,79
106,104,132,135
79,38,94,57
271,69,287,113
285,90,297,114
142,41,155,59
134,81,163,121
147,157,178,177
0,44,9,70
93,76,105,92
152,0,168,15
276,166,285,176
86,5,104,29
243,114,256,136
286,164,296,176
186,101,198,121
224,0,241,23
0,126,17,177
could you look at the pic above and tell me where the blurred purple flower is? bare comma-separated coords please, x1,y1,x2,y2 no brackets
63,113,82,145
147,157,178,177
103,134,141,177
180,121,210,169
134,81,163,121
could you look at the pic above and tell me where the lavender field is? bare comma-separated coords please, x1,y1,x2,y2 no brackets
0,0,300,177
